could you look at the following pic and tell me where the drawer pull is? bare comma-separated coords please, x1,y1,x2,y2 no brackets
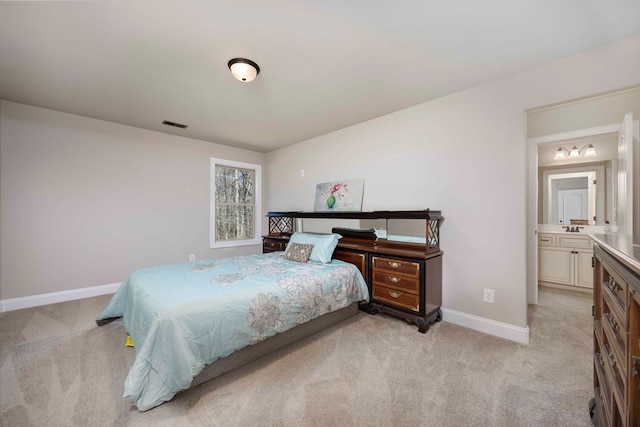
604,344,616,367
540,238,551,242
605,313,620,331
633,356,640,378
388,276,401,283
597,352,605,367
388,261,402,268
388,291,401,299
607,277,623,292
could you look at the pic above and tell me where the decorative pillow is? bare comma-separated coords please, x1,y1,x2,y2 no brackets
283,242,314,263
288,232,341,263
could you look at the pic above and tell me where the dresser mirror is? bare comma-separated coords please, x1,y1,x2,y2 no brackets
299,218,426,244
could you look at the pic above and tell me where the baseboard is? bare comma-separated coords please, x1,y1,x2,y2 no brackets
0,282,121,313
442,307,530,344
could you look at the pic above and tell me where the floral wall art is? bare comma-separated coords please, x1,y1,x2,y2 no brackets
313,179,364,212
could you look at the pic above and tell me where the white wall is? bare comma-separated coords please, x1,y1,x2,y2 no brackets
0,101,265,302
266,34,640,341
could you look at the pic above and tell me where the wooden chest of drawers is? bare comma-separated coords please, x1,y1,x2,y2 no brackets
262,235,289,253
371,256,420,311
335,243,443,333
591,237,640,426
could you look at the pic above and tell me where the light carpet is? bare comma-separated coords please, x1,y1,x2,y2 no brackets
0,287,593,426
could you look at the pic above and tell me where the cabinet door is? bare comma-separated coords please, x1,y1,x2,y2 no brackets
575,251,594,288
539,248,573,285
334,250,367,283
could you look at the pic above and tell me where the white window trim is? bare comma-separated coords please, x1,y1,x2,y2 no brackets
210,158,262,248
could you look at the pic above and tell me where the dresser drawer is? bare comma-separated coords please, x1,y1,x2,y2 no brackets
602,292,627,378
372,256,420,279
603,269,628,323
372,270,419,294
602,339,627,421
594,331,612,425
373,284,420,312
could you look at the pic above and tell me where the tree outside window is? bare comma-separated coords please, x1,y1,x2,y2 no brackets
210,158,261,248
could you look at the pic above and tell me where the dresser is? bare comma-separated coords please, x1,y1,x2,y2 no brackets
264,210,444,333
590,234,640,426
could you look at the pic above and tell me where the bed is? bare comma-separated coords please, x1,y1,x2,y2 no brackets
96,243,369,411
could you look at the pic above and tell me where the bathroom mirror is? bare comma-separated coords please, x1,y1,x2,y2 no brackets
539,162,614,226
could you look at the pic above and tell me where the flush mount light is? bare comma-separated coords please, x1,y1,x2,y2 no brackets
228,58,260,82
554,144,597,160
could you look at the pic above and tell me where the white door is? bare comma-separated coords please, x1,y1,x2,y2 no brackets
557,189,588,225
617,113,634,234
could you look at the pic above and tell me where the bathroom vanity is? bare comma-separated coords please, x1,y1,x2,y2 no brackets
538,231,594,292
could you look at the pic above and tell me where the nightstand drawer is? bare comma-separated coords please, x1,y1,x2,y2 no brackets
372,270,419,294
373,284,420,312
263,239,287,252
372,256,420,278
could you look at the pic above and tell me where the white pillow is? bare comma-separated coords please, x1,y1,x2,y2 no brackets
288,232,341,263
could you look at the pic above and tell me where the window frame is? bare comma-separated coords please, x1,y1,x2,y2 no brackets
210,158,262,248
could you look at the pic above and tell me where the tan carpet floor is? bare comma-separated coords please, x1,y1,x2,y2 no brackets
1,287,592,426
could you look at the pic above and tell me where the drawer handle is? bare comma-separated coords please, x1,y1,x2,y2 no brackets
597,352,605,367
388,291,401,299
607,277,622,292
540,238,551,242
604,344,616,367
388,261,402,268
605,313,620,331
388,276,401,283
633,356,640,378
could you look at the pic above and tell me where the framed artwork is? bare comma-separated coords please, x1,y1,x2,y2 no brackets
313,179,364,212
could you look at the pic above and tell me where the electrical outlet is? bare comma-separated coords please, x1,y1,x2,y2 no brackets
300,169,305,178
189,254,196,262
483,288,495,304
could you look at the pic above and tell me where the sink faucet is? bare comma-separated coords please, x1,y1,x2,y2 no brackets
562,226,584,232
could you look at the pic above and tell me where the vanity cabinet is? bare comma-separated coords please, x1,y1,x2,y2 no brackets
590,235,640,427
538,232,593,292
264,210,444,333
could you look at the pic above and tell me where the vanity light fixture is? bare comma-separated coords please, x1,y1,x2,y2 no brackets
228,58,260,82
554,144,597,160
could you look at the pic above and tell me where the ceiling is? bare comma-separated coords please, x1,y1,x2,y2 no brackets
2,1,640,153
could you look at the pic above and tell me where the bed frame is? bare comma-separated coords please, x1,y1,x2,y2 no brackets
188,302,359,389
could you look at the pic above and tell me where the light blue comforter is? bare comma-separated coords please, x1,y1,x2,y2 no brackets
96,252,369,411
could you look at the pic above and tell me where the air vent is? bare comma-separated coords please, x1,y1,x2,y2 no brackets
162,120,188,129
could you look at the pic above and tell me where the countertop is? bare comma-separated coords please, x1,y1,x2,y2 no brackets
589,234,640,275
539,230,592,235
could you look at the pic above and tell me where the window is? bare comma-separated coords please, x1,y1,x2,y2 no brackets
210,158,262,248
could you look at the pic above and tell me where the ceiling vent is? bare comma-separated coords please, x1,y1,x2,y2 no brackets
162,120,188,129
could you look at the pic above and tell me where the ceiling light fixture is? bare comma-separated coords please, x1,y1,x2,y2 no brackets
554,144,597,160
228,58,260,82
